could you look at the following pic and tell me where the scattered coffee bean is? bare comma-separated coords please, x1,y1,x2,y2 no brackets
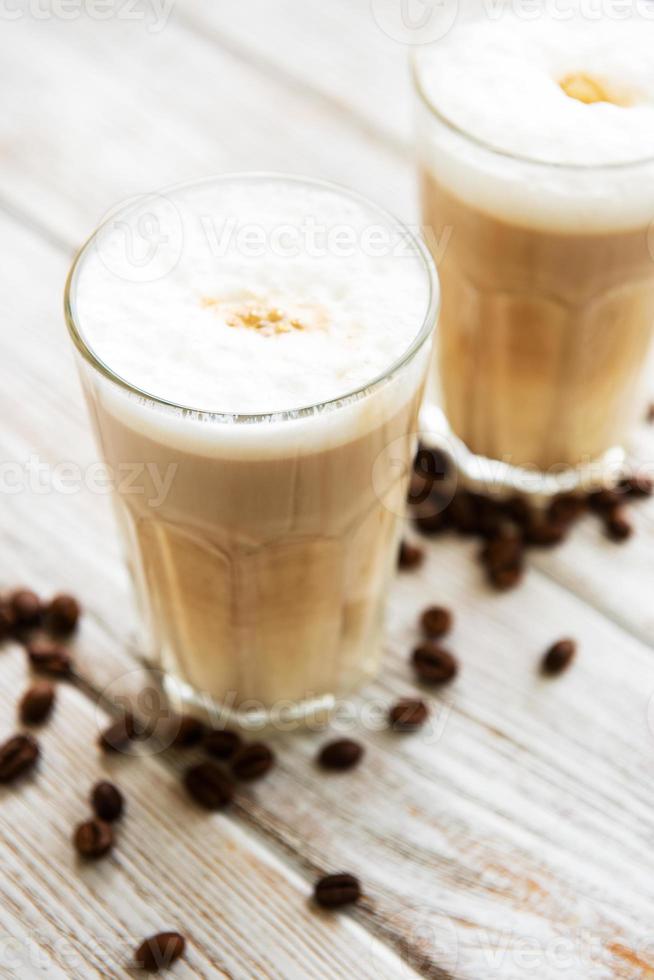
0,733,40,783
45,593,80,635
184,762,234,810
19,681,55,725
605,508,633,542
9,589,42,629
548,494,586,526
542,638,577,676
203,728,242,761
588,489,621,514
169,715,206,749
388,698,429,732
524,517,568,548
73,818,113,859
134,932,186,972
621,474,654,499
231,743,274,782
314,873,361,909
99,714,135,754
0,603,15,640
26,638,72,678
488,562,524,591
398,540,424,571
412,643,458,686
420,605,452,639
318,739,364,772
412,502,449,536
91,781,124,822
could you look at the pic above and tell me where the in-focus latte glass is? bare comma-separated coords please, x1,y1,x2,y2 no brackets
65,174,438,727
413,8,654,495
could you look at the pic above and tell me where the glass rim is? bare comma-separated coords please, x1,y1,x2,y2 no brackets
411,49,654,173
64,171,439,425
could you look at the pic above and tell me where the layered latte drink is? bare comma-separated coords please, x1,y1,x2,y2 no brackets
65,176,437,724
414,5,654,489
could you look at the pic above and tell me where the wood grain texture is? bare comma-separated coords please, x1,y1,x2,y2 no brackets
0,6,653,979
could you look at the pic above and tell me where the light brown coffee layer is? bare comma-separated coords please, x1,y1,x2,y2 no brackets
421,170,654,471
90,390,423,711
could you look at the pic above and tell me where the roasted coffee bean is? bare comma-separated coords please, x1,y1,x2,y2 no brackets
412,502,449,536
481,527,523,572
19,681,55,725
0,603,15,640
388,698,429,732
318,739,364,771
99,714,135,753
0,733,39,782
314,873,361,909
420,605,452,639
505,495,531,528
448,492,480,535
548,495,586,526
184,762,234,810
91,781,124,822
203,728,242,761
408,470,434,507
45,593,80,635
26,639,72,677
9,589,42,628
73,818,113,859
169,715,206,749
542,639,577,676
588,488,621,514
488,564,524,591
524,518,568,548
605,509,633,542
398,540,425,570
621,474,654,498
134,932,186,972
231,743,274,781
412,644,458,686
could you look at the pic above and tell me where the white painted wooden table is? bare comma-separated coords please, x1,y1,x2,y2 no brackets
1,3,654,977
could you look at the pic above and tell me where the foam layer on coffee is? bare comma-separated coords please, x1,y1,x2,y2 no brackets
72,177,432,456
415,10,654,230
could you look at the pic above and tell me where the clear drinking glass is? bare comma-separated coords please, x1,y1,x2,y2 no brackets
64,174,439,728
413,53,654,497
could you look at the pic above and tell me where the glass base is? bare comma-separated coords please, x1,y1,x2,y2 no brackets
162,672,338,734
419,403,627,500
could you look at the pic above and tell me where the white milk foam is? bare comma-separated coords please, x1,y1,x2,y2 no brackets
74,177,430,417
415,8,654,231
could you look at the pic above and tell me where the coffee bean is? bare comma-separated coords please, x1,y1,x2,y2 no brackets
231,743,274,781
621,474,653,499
488,564,524,591
9,589,42,628
398,540,424,571
588,488,621,514
203,728,242,761
26,638,72,678
448,492,480,535
412,643,458,686
45,593,80,635
412,502,448,536
388,698,429,732
481,527,523,572
91,781,124,822
314,873,361,909
99,714,135,754
0,603,15,640
184,762,234,810
548,495,586,526
542,638,576,676
318,739,364,771
524,518,568,548
0,733,40,782
420,606,452,639
169,715,206,749
73,818,113,859
19,681,55,725
605,508,633,542
134,932,186,972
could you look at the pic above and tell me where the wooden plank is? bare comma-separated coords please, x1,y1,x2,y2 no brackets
3,211,654,977
0,653,416,979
